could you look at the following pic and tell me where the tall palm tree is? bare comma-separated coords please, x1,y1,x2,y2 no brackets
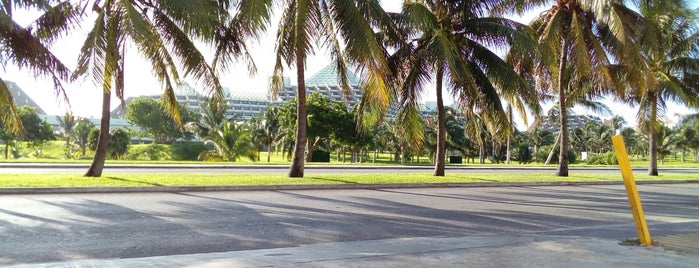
501,0,632,176
74,0,269,177
378,1,536,176
622,1,699,175
1,0,77,133
270,0,393,177
251,106,283,162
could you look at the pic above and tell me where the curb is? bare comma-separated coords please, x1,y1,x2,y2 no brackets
3,163,699,172
2,180,698,195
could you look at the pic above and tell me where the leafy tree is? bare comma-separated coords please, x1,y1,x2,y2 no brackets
270,0,393,177
107,128,130,159
87,127,100,151
199,121,257,162
0,117,16,159
17,106,54,158
621,1,699,175
73,118,95,158
277,93,349,162
125,97,198,144
372,1,535,175
1,1,77,133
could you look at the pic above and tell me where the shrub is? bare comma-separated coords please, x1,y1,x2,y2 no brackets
535,145,577,164
170,141,207,161
517,144,532,164
108,128,130,159
586,151,618,165
127,144,172,160
310,150,330,162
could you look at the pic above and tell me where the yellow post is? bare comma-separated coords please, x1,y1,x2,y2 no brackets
611,135,652,246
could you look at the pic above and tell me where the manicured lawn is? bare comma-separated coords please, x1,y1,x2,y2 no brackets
2,172,698,188
3,140,699,168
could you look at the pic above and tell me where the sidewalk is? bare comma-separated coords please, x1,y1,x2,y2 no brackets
5,234,698,268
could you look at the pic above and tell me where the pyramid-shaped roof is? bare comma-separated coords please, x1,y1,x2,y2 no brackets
306,63,360,87
5,81,46,114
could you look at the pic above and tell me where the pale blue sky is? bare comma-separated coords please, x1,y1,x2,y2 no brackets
2,0,697,130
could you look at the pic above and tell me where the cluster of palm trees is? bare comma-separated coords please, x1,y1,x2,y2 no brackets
2,0,698,178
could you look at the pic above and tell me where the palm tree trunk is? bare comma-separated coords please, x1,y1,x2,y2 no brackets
506,135,511,165
506,105,512,165
648,94,658,176
556,39,570,177
85,90,111,177
289,57,307,178
434,65,446,176
545,133,560,165
267,141,272,162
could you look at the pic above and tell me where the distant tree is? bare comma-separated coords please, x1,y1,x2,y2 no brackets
199,120,257,162
73,118,95,158
107,128,130,159
0,118,16,159
250,106,283,163
56,112,76,146
278,93,349,162
87,127,100,151
529,128,554,155
125,98,198,144
56,112,77,158
656,126,680,164
17,106,54,158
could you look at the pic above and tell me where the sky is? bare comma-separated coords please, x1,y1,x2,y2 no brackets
2,0,698,130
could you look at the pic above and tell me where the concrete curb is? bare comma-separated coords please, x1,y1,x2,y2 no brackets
3,163,699,172
2,179,698,195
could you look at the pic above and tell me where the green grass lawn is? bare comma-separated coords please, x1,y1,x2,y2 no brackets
2,172,698,188
3,140,699,168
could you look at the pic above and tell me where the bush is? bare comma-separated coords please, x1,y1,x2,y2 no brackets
517,144,532,164
87,128,100,151
108,128,130,159
586,151,618,165
170,141,207,161
535,145,577,164
310,150,330,162
127,144,172,160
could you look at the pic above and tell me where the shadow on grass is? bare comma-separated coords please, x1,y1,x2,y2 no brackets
103,176,165,186
303,177,358,184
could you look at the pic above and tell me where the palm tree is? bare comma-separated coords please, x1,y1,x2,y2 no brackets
199,120,257,162
73,0,268,177
270,0,393,177
72,117,94,158
251,106,283,162
56,112,76,148
1,0,77,133
622,1,699,175
379,1,535,176
502,0,632,176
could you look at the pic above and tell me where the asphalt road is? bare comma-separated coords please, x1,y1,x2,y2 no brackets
1,163,696,174
1,184,698,265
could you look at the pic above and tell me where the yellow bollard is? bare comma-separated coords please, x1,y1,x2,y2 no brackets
611,135,652,246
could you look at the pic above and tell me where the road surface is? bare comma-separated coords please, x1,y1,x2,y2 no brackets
1,184,698,265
